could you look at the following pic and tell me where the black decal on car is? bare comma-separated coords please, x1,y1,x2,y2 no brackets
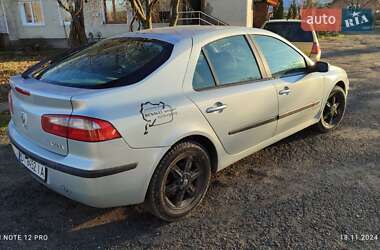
140,102,177,135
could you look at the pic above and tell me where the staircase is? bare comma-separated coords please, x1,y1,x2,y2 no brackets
177,11,228,26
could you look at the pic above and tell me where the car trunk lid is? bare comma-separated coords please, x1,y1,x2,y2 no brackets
10,76,90,156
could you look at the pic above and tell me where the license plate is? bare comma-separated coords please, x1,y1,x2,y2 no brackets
14,146,47,181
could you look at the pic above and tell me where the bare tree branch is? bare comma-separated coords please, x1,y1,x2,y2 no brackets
56,0,87,48
73,0,84,17
130,0,147,22
169,0,180,26
57,0,70,13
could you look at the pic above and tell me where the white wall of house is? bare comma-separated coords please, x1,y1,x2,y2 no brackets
3,0,67,42
205,0,253,27
83,0,131,39
0,0,9,34
1,0,253,48
2,0,169,47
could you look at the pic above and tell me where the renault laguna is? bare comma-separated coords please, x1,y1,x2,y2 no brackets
8,26,349,221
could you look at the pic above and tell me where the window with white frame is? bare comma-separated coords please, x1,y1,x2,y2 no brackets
18,0,44,26
57,1,71,25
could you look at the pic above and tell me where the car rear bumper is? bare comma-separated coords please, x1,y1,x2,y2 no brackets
8,121,169,208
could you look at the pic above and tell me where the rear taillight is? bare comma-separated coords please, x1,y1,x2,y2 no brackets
41,115,121,142
8,91,13,115
15,86,30,96
311,42,321,55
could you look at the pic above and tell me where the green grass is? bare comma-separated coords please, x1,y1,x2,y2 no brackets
0,112,10,144
318,32,345,39
0,112,10,128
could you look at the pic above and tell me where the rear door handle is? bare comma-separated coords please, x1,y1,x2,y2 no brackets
206,102,227,113
279,86,291,96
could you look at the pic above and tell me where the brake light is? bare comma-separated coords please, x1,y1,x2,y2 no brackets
8,91,13,115
15,86,30,96
311,42,321,55
41,115,121,142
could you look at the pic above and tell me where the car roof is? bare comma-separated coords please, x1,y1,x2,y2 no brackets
115,25,276,45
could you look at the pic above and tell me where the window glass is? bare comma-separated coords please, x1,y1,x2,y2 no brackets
193,52,215,90
20,1,44,25
263,22,314,42
34,38,173,88
31,1,43,23
23,3,33,23
104,0,128,24
203,36,261,85
252,35,306,77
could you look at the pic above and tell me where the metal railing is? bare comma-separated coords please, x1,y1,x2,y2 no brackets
177,11,228,26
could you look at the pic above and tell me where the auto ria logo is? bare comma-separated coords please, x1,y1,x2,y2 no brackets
301,8,374,32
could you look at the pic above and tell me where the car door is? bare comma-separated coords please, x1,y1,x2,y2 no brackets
187,35,278,155
251,35,324,135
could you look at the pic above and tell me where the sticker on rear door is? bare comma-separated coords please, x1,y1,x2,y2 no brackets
140,101,177,135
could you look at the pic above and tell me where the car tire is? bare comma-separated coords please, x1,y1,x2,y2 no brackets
315,85,346,133
145,141,211,221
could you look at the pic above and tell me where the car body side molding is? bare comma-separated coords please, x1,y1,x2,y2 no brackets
228,101,320,135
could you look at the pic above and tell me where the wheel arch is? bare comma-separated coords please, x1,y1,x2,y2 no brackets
143,133,220,203
335,80,348,95
173,135,219,174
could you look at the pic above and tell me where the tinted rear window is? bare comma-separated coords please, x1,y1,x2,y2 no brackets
263,22,313,42
33,38,173,88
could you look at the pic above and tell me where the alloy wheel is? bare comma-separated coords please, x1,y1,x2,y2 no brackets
321,90,345,129
163,153,207,210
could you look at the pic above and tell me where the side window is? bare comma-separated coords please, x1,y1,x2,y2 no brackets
192,51,216,90
252,35,306,78
203,36,262,86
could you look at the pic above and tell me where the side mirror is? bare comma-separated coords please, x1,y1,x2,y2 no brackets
309,61,329,73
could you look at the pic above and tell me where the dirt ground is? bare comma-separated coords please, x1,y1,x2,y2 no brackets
0,34,379,250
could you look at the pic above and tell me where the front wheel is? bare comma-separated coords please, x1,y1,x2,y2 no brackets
316,85,347,132
145,141,211,221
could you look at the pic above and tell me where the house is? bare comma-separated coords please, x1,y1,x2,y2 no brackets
0,0,274,49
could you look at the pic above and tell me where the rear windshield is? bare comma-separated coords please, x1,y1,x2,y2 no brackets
263,22,314,42
31,38,173,88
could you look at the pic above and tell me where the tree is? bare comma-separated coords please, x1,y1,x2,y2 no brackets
128,0,160,29
57,0,87,48
169,0,180,26
273,0,284,19
304,0,314,8
128,0,181,30
287,0,299,19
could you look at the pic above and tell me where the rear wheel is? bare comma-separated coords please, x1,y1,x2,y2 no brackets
146,141,211,221
316,86,346,132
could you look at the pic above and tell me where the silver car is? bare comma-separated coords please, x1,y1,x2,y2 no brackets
8,26,349,221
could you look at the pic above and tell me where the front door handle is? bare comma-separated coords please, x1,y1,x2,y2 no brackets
206,102,227,113
279,86,291,96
